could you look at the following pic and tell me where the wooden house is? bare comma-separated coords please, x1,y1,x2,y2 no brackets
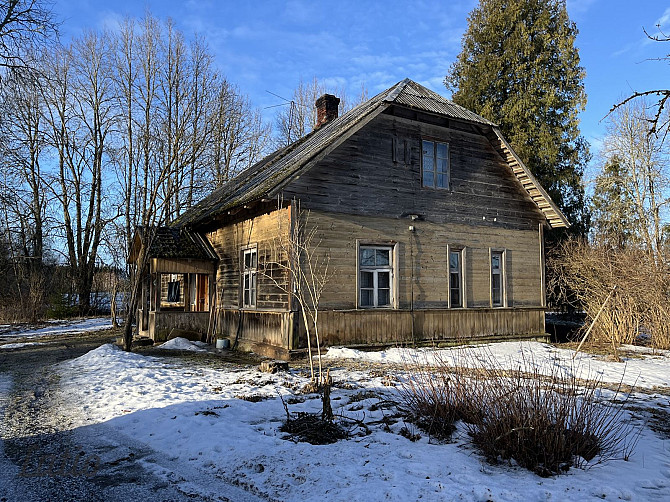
130,79,569,358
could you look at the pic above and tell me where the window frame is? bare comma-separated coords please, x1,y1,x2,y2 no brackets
421,139,450,189
357,243,395,309
447,245,466,308
489,248,506,308
241,245,258,308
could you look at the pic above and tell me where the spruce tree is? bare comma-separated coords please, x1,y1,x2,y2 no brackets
446,0,589,235
590,156,639,249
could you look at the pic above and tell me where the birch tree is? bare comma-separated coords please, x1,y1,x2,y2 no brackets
599,100,669,260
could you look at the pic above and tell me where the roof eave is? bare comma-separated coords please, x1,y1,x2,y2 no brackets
488,128,570,229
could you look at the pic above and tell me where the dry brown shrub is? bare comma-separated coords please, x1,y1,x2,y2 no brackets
398,347,638,477
549,239,670,349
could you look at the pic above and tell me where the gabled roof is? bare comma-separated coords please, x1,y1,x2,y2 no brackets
128,226,218,263
174,78,568,229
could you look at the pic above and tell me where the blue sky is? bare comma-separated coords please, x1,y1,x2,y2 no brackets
54,0,670,167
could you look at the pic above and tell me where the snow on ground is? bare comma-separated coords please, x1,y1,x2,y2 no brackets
55,343,670,501
157,337,209,352
324,341,670,390
0,317,112,341
0,342,44,350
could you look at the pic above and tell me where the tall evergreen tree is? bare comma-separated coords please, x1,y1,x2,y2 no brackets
446,0,589,235
590,156,638,249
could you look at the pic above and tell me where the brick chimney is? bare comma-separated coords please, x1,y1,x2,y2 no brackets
315,94,340,129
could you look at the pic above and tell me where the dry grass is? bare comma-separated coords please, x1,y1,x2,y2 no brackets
398,348,639,476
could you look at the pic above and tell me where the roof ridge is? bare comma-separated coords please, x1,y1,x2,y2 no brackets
383,78,410,103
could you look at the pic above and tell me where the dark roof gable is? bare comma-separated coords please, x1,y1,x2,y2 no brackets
174,78,568,229
128,226,218,263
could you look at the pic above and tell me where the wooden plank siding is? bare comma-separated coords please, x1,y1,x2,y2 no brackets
150,311,210,342
206,208,294,349
206,207,292,311
298,210,542,311
282,111,546,232
295,308,545,348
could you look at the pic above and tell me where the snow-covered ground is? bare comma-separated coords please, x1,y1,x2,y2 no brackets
157,337,209,352
325,342,670,390
54,341,670,501
0,317,112,342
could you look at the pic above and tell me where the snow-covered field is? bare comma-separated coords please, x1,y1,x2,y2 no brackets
0,317,112,342
55,340,670,501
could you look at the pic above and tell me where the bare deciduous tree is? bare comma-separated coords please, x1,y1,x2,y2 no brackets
261,204,330,384
41,33,116,314
0,0,58,76
600,100,669,260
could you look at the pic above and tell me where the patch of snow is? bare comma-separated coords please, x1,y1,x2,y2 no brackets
157,338,208,352
54,343,670,501
0,342,44,350
324,341,670,390
0,317,112,341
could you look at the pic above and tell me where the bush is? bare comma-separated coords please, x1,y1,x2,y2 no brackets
549,240,670,349
398,347,638,476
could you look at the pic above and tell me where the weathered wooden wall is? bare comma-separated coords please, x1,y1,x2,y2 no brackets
151,311,210,341
308,308,545,347
296,210,542,310
216,308,296,352
283,111,545,231
207,207,291,310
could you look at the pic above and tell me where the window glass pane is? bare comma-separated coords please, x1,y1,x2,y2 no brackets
250,287,256,306
360,271,374,288
250,251,257,268
360,289,373,306
375,249,390,266
378,271,390,288
423,154,434,173
449,251,460,271
244,252,250,268
492,275,501,305
450,271,460,290
437,157,448,174
423,169,434,187
422,140,433,157
450,287,460,308
378,288,390,306
491,254,500,270
436,143,448,159
437,173,448,188
360,248,375,266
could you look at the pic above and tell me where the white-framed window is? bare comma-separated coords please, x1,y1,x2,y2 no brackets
490,249,505,307
422,139,450,189
449,247,464,308
242,247,257,308
358,245,394,308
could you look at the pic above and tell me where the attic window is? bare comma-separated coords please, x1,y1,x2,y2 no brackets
422,140,449,189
